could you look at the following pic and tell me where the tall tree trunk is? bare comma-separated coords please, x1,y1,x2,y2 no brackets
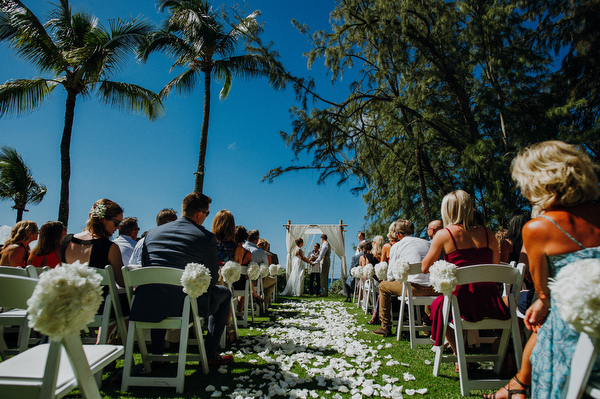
15,208,23,223
415,146,431,222
194,69,212,193
59,90,77,227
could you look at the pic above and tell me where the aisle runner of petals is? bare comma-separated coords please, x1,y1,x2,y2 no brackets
206,300,428,399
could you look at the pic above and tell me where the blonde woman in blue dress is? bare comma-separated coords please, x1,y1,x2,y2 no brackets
485,141,600,399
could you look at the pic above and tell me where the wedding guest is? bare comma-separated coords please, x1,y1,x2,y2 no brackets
308,243,322,295
0,220,38,267
61,199,125,287
113,217,139,266
244,230,277,309
129,193,233,366
212,209,238,285
373,220,433,337
427,220,443,240
381,221,398,263
359,241,378,266
485,140,600,399
496,228,512,263
130,208,178,266
372,235,384,261
422,190,507,361
355,231,366,255
232,226,263,309
28,221,66,268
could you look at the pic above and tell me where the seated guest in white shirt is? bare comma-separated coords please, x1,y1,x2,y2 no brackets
113,217,139,266
373,219,435,337
130,209,177,266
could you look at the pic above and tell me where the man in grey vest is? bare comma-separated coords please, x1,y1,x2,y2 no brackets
312,234,331,296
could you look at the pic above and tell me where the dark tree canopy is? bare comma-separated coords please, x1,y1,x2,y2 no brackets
265,0,599,236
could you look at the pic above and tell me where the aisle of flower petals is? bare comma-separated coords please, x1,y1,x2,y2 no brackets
205,300,428,399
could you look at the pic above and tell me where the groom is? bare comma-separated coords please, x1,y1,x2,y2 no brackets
312,234,331,296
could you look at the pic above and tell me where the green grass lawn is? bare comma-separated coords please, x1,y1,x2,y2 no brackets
64,294,502,398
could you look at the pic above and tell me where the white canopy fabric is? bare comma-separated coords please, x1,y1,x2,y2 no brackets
284,222,347,292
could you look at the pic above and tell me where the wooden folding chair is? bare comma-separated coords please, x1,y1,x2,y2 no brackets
396,263,438,348
563,332,600,399
432,264,524,396
120,266,208,394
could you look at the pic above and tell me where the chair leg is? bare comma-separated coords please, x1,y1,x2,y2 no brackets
121,321,137,392
63,335,103,399
397,290,407,341
175,321,190,393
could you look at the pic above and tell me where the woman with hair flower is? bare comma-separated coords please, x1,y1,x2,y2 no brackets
0,220,38,266
61,199,125,287
484,140,600,399
421,190,509,366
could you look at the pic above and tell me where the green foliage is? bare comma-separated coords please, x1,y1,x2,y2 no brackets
265,0,597,233
0,145,46,222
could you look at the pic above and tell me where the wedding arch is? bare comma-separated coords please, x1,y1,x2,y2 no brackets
283,220,347,293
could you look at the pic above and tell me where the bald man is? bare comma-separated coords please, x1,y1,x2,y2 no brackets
427,220,443,240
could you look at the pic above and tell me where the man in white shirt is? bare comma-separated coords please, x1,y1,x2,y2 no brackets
355,231,366,255
243,229,276,311
113,217,139,266
373,219,436,337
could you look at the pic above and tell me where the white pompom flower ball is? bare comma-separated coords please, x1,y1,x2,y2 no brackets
363,263,375,279
27,261,103,340
429,260,457,296
392,259,410,282
221,261,242,285
375,262,389,281
247,262,261,281
269,264,284,276
181,262,212,298
549,258,600,337
259,263,270,278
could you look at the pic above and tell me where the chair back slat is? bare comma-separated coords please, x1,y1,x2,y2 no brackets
454,264,520,286
0,274,38,310
0,266,30,278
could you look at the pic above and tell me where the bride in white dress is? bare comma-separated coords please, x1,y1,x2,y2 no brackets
281,238,312,297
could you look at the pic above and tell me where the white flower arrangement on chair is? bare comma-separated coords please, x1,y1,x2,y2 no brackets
350,266,363,278
549,258,600,337
181,262,212,299
428,260,458,296
259,263,270,278
247,262,261,281
374,261,388,281
221,260,242,285
363,263,375,279
391,259,410,282
26,261,103,340
269,264,284,276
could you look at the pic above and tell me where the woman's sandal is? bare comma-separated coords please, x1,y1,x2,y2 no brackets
482,375,529,398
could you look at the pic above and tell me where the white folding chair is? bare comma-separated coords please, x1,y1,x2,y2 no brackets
0,267,38,358
356,278,364,308
0,274,124,398
432,264,524,396
120,266,208,394
396,263,438,348
362,277,377,314
563,332,600,399
233,266,255,327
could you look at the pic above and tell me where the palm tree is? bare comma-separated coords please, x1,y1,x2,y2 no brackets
138,0,287,193
0,0,164,226
0,146,47,223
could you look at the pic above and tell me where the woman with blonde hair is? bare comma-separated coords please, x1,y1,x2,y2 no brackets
371,235,384,261
484,141,600,399
0,220,38,266
61,199,125,287
28,221,66,268
422,190,509,362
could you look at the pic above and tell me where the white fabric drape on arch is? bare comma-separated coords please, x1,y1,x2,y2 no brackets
319,225,347,284
285,225,309,280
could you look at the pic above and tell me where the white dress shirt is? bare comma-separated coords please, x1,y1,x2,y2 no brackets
387,235,431,286
113,235,137,266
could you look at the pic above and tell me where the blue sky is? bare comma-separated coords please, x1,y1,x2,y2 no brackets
0,0,370,278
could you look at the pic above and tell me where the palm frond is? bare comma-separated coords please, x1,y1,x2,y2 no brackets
0,0,63,72
0,145,46,209
97,80,165,121
0,78,58,117
159,68,201,98
137,29,197,67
